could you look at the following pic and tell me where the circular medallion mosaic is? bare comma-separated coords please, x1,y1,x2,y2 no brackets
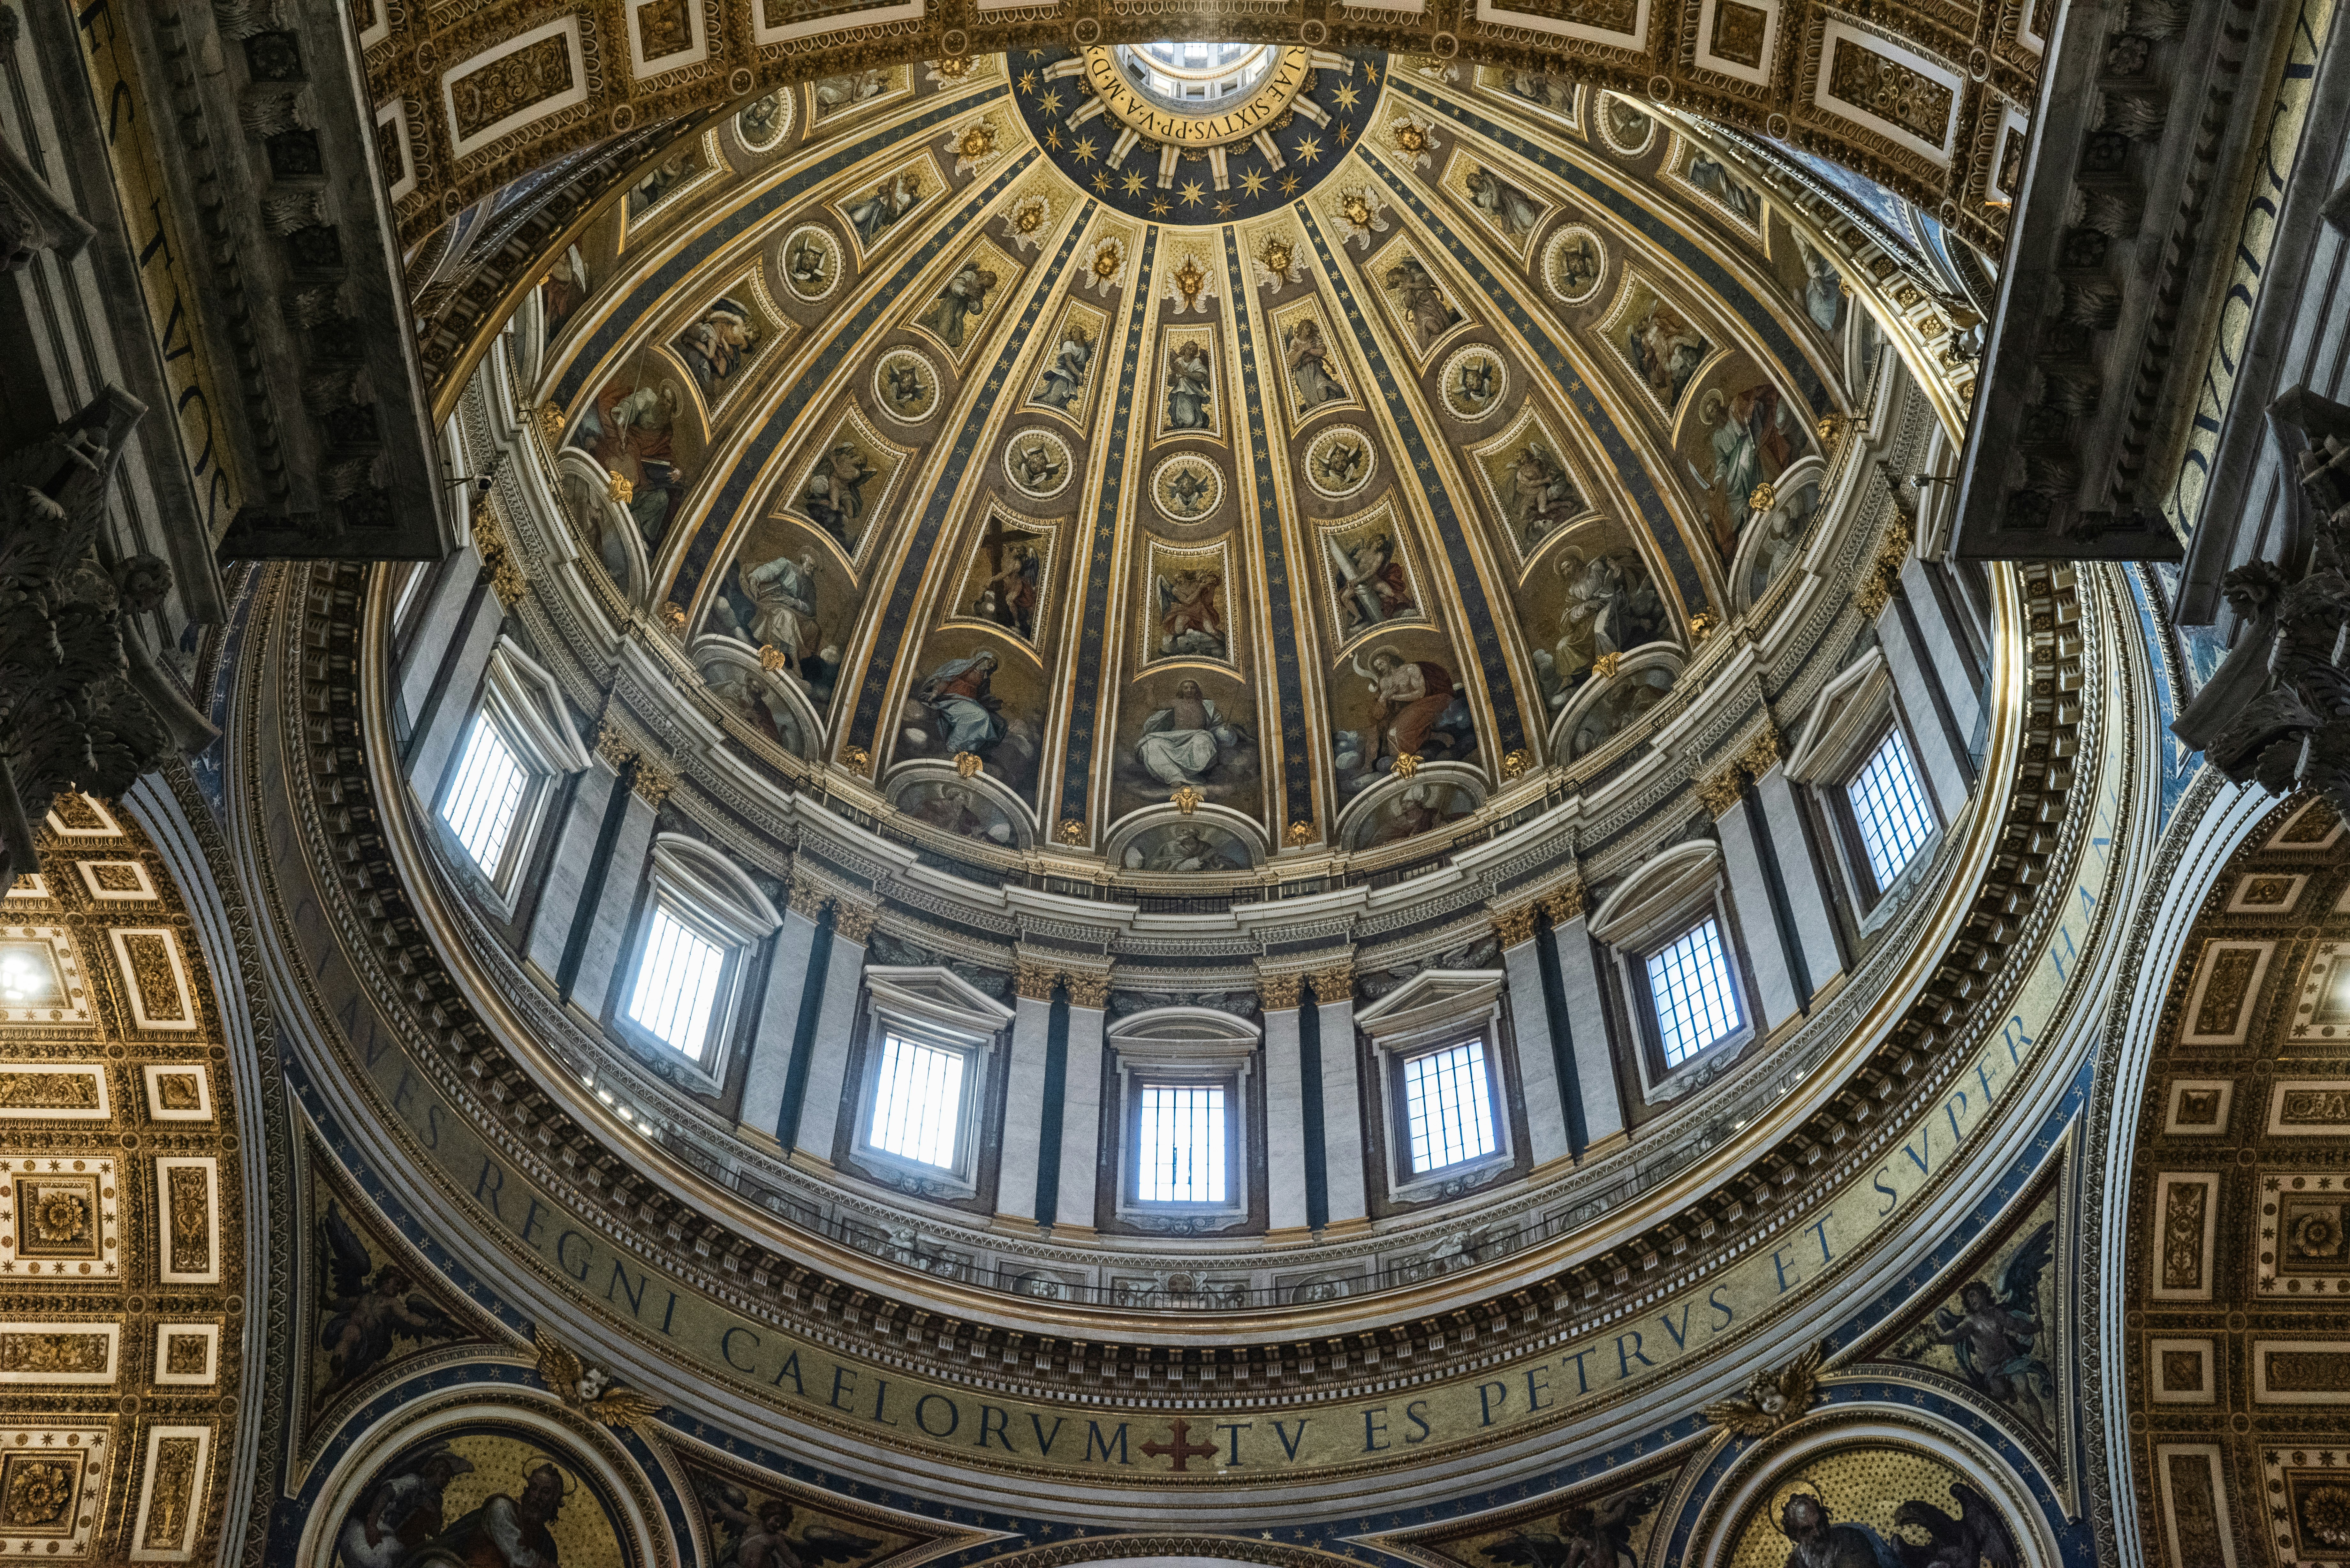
1150,453,1225,520
873,348,941,423
1543,224,1608,306
1302,426,1377,498
778,224,842,302
1003,428,1075,499
1439,345,1509,421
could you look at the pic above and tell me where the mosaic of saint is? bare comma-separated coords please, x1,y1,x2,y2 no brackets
1111,671,1261,819
707,520,858,712
900,634,1045,796
334,1430,628,1568
1121,821,1256,873
1333,636,1477,800
568,374,701,550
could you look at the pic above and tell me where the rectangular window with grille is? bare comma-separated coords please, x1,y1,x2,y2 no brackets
1401,1040,1497,1174
440,716,529,876
867,1034,969,1170
1647,918,1743,1067
1136,1083,1228,1203
624,907,728,1060
1847,728,1935,887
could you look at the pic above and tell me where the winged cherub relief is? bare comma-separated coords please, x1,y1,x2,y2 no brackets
535,1329,663,1426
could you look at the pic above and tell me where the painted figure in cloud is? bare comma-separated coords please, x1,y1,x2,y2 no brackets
1136,679,1247,789
918,648,1008,755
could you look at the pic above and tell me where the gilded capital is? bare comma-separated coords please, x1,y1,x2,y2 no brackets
630,760,677,809
831,901,877,944
1540,879,1587,925
594,720,639,775
787,871,833,919
1310,966,1353,1004
1695,765,1746,818
1063,972,1111,1009
1013,962,1058,1001
1738,723,1782,780
1491,904,1538,948
1258,972,1304,1010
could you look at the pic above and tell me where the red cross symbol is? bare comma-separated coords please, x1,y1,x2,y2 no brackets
1140,1417,1218,1473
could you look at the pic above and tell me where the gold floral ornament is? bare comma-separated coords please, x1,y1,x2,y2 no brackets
537,403,566,441
33,1189,87,1246
1171,784,1204,814
1690,607,1721,642
841,745,872,775
1056,817,1087,846
536,1330,662,1426
1500,748,1533,779
472,507,526,607
606,469,633,506
1701,1342,1823,1437
1747,479,1777,514
1285,820,1315,847
1591,650,1624,679
757,644,789,672
657,600,687,632
1815,412,1846,448
1391,752,1421,778
954,751,985,778
930,54,972,79
3,1458,73,1528
2305,1485,2350,1547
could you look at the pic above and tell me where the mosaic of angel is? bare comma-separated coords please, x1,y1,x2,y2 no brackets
1503,440,1585,547
316,1202,461,1405
802,440,877,549
1124,822,1252,873
1895,1220,2056,1432
784,231,834,296
1328,530,1417,633
921,259,1000,349
1285,318,1346,410
1165,337,1216,430
628,150,699,216
1626,299,1709,409
1694,382,1796,558
1551,233,1602,299
1452,354,1503,417
880,356,932,418
845,169,924,245
968,519,1044,640
1533,546,1667,709
1383,254,1461,354
1314,433,1374,493
1603,98,1652,145
736,89,790,146
1032,318,1096,411
677,298,762,397
570,377,691,547
697,1483,884,1568
1465,166,1543,239
1478,1480,1666,1568
1157,567,1226,658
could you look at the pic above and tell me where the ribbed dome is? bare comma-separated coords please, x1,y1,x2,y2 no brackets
536,53,1858,883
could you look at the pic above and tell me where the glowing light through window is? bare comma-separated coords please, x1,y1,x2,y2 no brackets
0,944,59,1006
441,716,529,875
1848,728,1935,886
1117,41,1277,105
1138,1083,1227,1202
1648,919,1743,1067
625,908,727,1060
1402,1041,1497,1173
868,1035,967,1169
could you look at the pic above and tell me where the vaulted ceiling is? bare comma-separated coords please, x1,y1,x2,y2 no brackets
524,50,1875,861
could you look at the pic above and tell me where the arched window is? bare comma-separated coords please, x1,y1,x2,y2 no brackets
616,836,781,1087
